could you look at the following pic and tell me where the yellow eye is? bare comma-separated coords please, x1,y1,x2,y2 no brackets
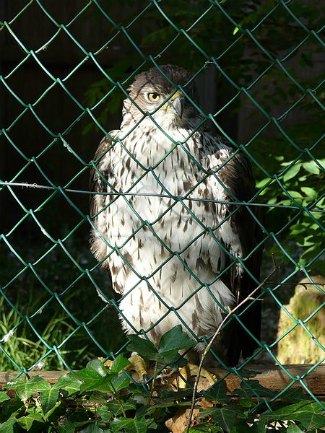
147,92,161,102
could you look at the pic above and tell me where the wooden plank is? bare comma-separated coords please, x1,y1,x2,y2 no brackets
213,364,325,396
0,364,324,399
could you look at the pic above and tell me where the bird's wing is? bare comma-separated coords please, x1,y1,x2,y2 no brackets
90,136,114,264
208,147,263,365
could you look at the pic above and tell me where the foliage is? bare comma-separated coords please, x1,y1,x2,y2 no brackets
0,327,324,432
256,157,325,274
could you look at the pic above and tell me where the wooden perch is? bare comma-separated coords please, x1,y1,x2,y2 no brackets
0,364,324,399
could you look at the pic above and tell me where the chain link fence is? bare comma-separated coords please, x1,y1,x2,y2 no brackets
0,0,324,411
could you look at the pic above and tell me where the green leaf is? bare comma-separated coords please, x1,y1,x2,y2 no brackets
300,187,317,198
98,406,114,423
260,401,325,430
111,418,148,433
158,325,196,354
40,384,59,416
14,376,51,402
209,407,244,431
203,380,230,403
86,359,107,377
256,177,270,188
69,366,109,393
189,426,223,432
78,373,113,393
302,161,320,175
287,190,303,199
280,387,307,402
287,424,304,433
283,163,301,182
0,392,10,403
0,417,16,433
80,423,107,433
111,354,131,373
99,401,136,420
127,335,158,359
16,412,44,431
108,373,130,393
55,373,83,396
58,420,92,433
238,380,276,399
0,397,24,422
238,398,255,408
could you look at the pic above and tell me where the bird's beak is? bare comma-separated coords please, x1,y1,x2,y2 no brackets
172,95,184,118
169,91,184,118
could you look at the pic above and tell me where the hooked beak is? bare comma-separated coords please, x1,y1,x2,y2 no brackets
171,95,184,118
166,90,184,118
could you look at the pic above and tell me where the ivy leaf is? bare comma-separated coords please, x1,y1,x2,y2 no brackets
127,335,158,359
287,424,304,433
40,384,60,416
99,401,136,420
86,359,108,377
108,373,130,393
78,373,113,393
0,392,10,403
189,426,223,432
55,373,83,396
260,401,325,430
111,418,148,433
80,423,107,433
16,412,44,431
70,366,108,392
69,366,130,394
158,325,196,353
14,376,50,402
202,380,230,403
237,380,276,399
58,420,91,433
279,387,307,402
238,398,255,409
208,406,244,431
0,397,24,422
98,406,115,422
111,354,131,373
0,417,16,433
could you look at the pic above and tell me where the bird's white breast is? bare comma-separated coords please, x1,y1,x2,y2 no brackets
96,123,236,340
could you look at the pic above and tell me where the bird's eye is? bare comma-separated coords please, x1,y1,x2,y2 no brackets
147,92,161,102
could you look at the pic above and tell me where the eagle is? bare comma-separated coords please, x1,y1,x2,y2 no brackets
90,64,263,366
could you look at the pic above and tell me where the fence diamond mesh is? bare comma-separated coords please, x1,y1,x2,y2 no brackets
0,0,324,411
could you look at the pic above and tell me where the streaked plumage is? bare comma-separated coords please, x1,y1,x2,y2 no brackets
90,65,262,365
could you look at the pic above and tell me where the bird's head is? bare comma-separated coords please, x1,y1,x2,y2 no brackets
122,65,196,129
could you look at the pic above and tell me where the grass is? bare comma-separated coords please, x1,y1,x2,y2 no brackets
0,236,125,371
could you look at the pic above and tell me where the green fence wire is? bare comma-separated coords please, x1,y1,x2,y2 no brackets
0,0,324,412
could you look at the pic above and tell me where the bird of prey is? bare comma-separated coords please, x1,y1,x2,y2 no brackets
90,64,262,366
